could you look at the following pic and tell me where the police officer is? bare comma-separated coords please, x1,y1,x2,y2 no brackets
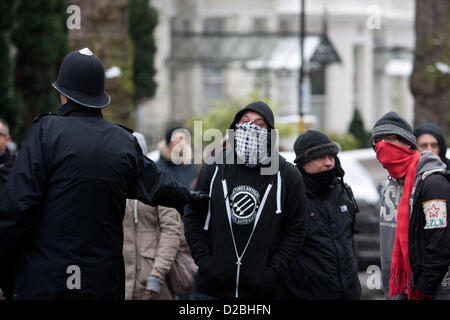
0,48,207,300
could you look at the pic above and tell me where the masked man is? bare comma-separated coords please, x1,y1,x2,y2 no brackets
183,101,307,299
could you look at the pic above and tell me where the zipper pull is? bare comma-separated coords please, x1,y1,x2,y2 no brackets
235,257,242,298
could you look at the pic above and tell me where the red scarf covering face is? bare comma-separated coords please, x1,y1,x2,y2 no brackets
375,141,421,299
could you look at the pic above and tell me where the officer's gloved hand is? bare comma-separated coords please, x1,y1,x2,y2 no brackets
189,190,209,210
175,191,209,215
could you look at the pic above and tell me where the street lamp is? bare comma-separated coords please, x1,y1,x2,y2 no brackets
298,0,306,134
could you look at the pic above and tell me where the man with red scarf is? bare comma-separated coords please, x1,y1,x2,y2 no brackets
371,112,450,300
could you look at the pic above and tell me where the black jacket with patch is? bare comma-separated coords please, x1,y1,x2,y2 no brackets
409,171,450,296
183,150,307,299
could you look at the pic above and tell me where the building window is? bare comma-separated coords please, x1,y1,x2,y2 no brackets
182,19,192,33
276,69,296,115
310,67,325,95
254,68,270,98
389,76,402,112
279,18,292,33
203,65,224,112
203,18,224,34
253,18,268,34
353,45,363,109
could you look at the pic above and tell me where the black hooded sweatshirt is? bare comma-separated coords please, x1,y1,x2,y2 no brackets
183,102,307,299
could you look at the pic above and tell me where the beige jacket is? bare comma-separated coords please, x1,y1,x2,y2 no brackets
123,200,181,300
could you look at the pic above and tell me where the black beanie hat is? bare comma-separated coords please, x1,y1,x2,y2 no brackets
371,111,417,149
414,122,447,161
229,101,275,130
294,130,339,166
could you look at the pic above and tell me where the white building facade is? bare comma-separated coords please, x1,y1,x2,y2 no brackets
137,0,415,150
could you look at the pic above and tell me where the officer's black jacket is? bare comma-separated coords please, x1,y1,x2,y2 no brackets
0,148,16,194
280,177,361,300
0,101,191,299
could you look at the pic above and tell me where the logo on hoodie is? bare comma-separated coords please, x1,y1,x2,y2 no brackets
230,185,260,225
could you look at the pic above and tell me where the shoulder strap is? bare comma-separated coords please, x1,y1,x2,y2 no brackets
33,112,56,123
114,123,134,134
155,205,161,242
342,179,359,213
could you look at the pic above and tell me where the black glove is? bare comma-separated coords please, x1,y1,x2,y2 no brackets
189,190,210,208
175,191,209,216
187,190,209,214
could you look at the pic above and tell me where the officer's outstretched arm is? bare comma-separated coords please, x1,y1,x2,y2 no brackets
130,155,207,215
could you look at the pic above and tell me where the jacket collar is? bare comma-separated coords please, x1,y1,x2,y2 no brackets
58,101,103,118
0,147,10,165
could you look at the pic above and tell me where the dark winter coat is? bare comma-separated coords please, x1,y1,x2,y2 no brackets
0,148,16,195
279,171,361,300
409,163,450,296
183,149,307,299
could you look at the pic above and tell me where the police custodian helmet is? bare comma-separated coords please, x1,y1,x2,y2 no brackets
52,48,111,108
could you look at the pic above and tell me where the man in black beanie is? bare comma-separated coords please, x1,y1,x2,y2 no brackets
414,122,450,169
278,129,361,300
371,111,450,300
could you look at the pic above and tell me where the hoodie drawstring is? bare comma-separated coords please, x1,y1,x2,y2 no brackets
276,171,282,214
134,199,138,224
222,178,273,298
126,199,139,224
204,166,219,231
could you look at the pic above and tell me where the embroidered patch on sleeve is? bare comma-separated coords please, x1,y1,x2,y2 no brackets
423,199,447,230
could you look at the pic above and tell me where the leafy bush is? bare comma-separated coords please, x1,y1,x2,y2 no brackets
326,131,360,151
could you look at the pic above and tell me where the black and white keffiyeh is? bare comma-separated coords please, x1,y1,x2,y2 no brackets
234,122,271,167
